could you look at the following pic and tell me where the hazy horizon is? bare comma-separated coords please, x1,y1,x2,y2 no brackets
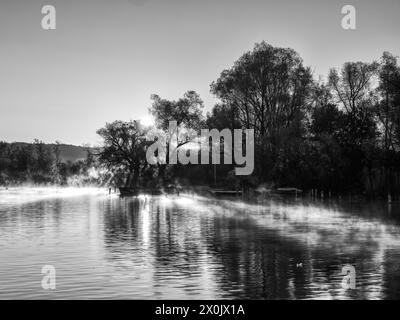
1,0,400,145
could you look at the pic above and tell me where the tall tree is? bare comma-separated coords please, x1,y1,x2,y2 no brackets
149,91,204,131
211,42,313,180
211,42,313,139
33,139,54,183
328,61,378,146
328,61,378,114
97,120,150,188
149,91,204,183
376,52,400,150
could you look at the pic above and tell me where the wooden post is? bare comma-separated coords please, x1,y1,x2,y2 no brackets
213,164,217,186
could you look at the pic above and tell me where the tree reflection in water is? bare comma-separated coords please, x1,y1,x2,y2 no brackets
102,195,400,299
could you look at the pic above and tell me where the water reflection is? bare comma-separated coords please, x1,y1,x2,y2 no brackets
0,189,400,299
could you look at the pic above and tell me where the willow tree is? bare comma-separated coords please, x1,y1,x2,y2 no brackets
376,52,400,151
97,120,150,188
211,42,312,137
328,61,378,114
375,52,400,196
210,42,313,180
149,91,204,183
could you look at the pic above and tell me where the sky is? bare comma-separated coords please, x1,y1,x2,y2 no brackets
0,0,399,145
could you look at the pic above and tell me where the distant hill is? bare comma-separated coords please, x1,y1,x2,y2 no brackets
11,142,93,163
56,144,91,163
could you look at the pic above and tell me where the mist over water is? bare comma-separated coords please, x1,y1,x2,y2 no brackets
0,188,400,299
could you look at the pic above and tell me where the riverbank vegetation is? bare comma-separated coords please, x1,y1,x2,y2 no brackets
0,141,101,186
2,42,400,198
96,42,400,198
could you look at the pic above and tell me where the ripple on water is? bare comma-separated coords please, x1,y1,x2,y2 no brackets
1,191,400,299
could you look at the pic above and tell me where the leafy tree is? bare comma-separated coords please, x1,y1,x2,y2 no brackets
149,91,204,184
376,52,400,150
211,42,313,181
97,120,150,188
33,139,54,183
150,91,204,131
206,103,241,131
328,61,378,114
211,42,313,138
52,141,62,184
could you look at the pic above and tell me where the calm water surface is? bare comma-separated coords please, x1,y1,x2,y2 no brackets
0,188,400,299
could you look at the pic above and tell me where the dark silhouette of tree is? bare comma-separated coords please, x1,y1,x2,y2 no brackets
328,61,378,114
97,120,150,188
33,139,54,183
210,42,313,181
0,141,100,186
211,42,313,138
206,103,241,131
376,52,400,150
149,91,205,184
52,141,62,184
150,91,204,131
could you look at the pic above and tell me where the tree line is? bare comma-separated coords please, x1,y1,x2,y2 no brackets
4,41,398,197
97,42,400,197
0,140,98,186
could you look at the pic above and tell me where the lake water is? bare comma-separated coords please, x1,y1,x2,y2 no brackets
0,188,400,299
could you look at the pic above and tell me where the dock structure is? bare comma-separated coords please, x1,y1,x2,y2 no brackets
276,188,302,194
119,187,139,197
211,190,243,196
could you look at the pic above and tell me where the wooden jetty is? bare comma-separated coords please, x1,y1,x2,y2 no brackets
211,189,242,196
275,188,302,195
118,187,139,197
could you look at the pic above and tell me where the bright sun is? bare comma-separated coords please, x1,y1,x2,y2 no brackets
140,115,154,127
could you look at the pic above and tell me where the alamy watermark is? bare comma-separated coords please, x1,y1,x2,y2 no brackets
41,5,56,30
39,4,355,31
341,5,356,30
341,264,356,289
146,121,254,175
41,265,56,290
